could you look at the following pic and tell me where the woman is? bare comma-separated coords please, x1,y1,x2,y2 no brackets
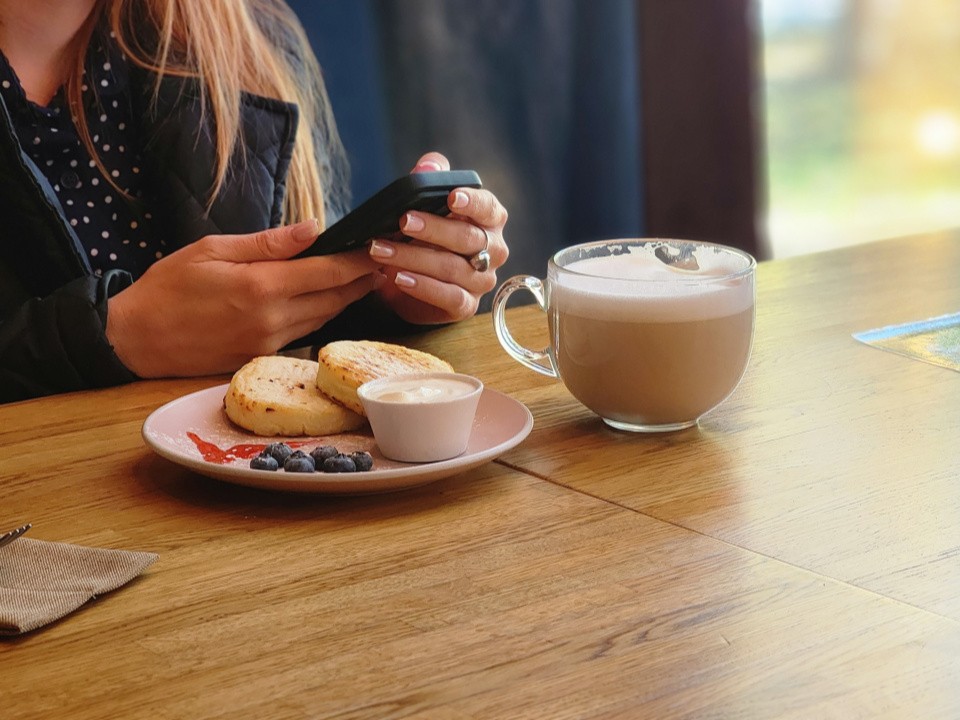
0,0,508,403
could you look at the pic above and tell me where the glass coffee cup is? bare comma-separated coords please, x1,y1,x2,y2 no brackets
492,239,756,432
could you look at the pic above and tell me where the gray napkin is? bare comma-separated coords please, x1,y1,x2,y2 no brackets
0,537,158,636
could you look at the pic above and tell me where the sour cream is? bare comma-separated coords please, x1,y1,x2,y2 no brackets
365,376,478,404
358,372,484,462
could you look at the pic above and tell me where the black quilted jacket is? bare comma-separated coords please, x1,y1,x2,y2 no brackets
0,68,404,404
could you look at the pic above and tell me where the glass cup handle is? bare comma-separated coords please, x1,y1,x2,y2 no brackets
491,275,559,378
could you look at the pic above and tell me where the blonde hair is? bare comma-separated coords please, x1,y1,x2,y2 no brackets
65,0,346,229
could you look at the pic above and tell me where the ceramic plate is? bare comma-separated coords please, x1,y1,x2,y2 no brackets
142,383,533,494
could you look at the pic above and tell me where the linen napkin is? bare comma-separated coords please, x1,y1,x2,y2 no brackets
0,537,158,636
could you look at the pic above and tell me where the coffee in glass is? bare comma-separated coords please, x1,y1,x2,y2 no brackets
492,239,756,432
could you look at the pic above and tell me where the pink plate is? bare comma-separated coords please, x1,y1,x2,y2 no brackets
142,383,533,494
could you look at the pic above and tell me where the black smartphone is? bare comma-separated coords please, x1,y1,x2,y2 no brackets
296,170,482,257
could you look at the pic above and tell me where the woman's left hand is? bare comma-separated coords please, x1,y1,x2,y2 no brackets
368,152,509,324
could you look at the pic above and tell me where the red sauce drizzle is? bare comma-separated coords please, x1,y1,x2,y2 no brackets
187,432,311,465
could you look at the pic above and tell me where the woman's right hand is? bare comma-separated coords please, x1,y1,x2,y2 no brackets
106,220,383,378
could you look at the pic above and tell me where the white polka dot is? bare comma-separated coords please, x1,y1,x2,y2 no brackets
81,84,88,92
144,213,152,219
90,248,98,257
132,167,140,174
112,100,118,108
70,160,78,168
45,160,53,166
66,199,73,206
50,127,58,133
1,80,9,89
89,160,96,167
101,231,109,239
53,185,60,192
111,213,118,221
138,241,147,248
118,123,126,130
91,178,100,186
103,62,112,71
83,216,90,224
122,239,130,245
33,137,40,145
111,170,119,178
118,145,125,153
94,269,102,277
93,135,99,143
105,195,113,204
155,251,163,259
100,114,107,122
87,201,95,208
109,252,117,261
130,221,138,229
100,79,108,87
70,219,78,226
102,144,110,151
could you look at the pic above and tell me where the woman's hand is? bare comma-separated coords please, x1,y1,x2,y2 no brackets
368,152,509,324
106,220,383,378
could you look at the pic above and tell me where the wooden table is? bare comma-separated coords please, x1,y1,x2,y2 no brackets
2,231,959,718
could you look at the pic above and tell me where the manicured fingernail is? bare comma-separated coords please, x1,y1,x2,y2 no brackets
452,191,469,209
416,160,443,172
395,272,417,288
402,213,425,232
292,218,320,243
369,240,396,258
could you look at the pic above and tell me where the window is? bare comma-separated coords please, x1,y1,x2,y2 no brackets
761,0,960,258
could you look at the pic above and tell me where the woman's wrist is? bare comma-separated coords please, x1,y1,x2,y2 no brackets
105,288,153,378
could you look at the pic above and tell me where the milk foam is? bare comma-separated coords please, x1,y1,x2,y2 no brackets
552,245,753,322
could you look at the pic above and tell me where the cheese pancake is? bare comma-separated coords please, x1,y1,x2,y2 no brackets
225,355,366,436
315,340,454,415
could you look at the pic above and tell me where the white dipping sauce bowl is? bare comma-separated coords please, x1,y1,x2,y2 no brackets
357,372,484,463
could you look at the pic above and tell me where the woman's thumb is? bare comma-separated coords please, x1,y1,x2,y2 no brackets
209,219,320,262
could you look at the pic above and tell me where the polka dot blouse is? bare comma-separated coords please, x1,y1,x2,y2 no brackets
0,32,163,280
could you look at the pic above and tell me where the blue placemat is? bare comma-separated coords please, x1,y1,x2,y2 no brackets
854,312,960,372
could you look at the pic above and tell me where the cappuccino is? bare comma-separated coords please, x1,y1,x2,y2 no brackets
493,239,755,431
549,247,754,427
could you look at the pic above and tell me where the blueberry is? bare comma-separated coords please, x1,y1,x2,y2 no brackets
322,454,357,473
350,451,374,472
309,445,339,465
250,452,279,471
264,442,293,464
283,450,316,473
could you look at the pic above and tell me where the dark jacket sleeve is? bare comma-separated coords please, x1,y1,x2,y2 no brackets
0,270,139,403
299,293,425,348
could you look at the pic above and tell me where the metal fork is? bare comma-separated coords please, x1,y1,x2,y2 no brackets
0,523,32,549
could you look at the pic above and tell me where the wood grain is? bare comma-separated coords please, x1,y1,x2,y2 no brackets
2,232,959,718
462,231,960,620
3,440,960,719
